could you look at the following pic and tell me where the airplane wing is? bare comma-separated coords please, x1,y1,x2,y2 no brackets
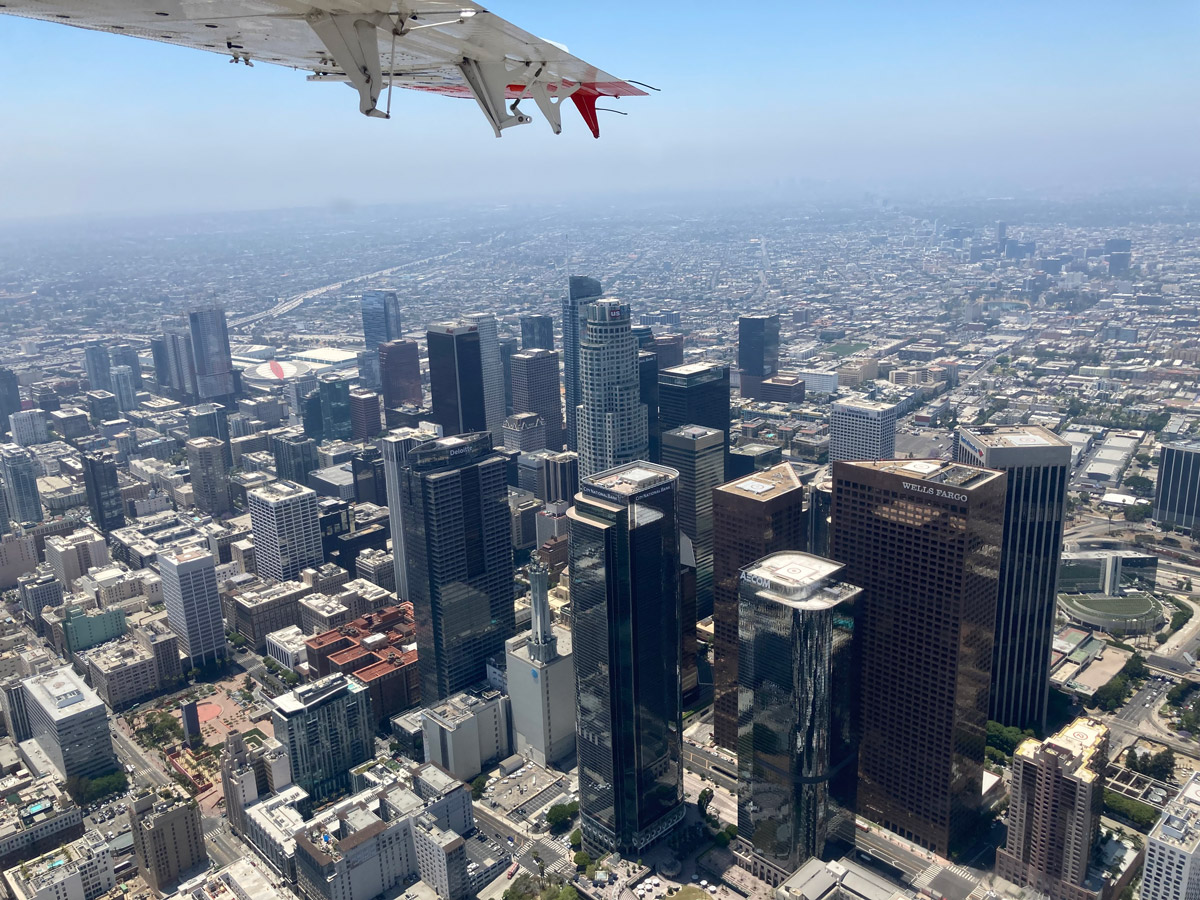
0,0,650,137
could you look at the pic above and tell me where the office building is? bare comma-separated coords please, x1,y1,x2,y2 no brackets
249,481,323,582
9,410,48,447
736,553,862,882
18,570,64,633
24,667,116,780
80,452,125,533
220,730,292,837
110,365,137,413
1,444,42,526
499,335,518,416
737,314,780,398
712,464,807,751
273,431,319,486
161,547,226,669
428,323,487,437
569,463,683,854
956,425,1071,729
503,412,546,453
317,374,353,442
463,312,506,444
379,339,423,408
421,684,511,782
271,673,374,803
830,459,1006,856
2,830,113,900
511,349,564,451
659,363,730,455
828,399,898,462
130,787,207,894
355,547,395,593
188,306,237,401
1155,441,1200,529
562,275,603,452
398,433,515,702
661,425,724,621
638,350,660,463
347,389,380,441
996,718,1108,900
1144,774,1200,900
0,369,20,438
186,436,231,516
109,344,142,388
505,561,575,768
654,334,684,369
360,290,402,349
83,343,112,393
577,299,647,479
45,529,108,591
161,318,198,399
381,426,438,602
520,314,555,350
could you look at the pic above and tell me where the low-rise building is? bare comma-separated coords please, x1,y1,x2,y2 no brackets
79,639,159,711
2,829,114,900
222,579,309,651
0,767,84,869
265,626,308,671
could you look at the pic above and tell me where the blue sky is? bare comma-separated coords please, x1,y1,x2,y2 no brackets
1,1,1197,219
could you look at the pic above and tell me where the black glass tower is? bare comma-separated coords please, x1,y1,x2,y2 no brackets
521,314,555,351
360,290,402,350
569,462,684,855
659,363,731,470
428,324,488,437
82,451,126,533
317,374,353,442
188,306,237,402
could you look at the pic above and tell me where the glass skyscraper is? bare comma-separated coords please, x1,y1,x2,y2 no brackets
569,462,683,855
576,299,647,480
188,306,236,401
520,314,555,351
82,451,126,533
360,290,402,349
428,323,487,437
561,275,602,452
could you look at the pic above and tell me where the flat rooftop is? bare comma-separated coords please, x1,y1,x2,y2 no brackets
584,463,676,496
845,458,1004,492
960,423,1070,448
742,552,859,610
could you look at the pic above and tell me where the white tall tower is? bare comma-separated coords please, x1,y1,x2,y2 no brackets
576,299,647,479
247,481,323,582
160,547,226,668
464,312,506,446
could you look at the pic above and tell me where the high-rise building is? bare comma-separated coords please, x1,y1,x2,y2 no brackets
24,666,116,780
830,459,1006,856
110,365,137,413
381,426,438,602
955,425,1071,729
109,344,142,389
0,444,42,526
829,399,898,462
661,425,724,621
186,436,231,516
463,312,506,445
220,730,291,837
379,340,423,408
428,323,487,437
129,787,207,893
569,463,683,854
160,548,227,669
270,673,374,802
521,314,555,351
503,413,546,453
638,350,660,463
351,447,386,506
349,389,381,441
577,299,647,480
737,314,780,398
9,409,48,447
499,335,519,417
562,275,603,452
0,368,20,438
398,433,514,702
654,334,684,369
161,319,198,400
81,451,126,533
188,306,237,401
85,390,118,424
272,431,319,486
360,290,402,349
658,363,731,454
736,553,862,882
1144,774,1200,900
317,374,354,442
248,481,323,582
712,464,807,751
83,343,112,393
996,718,1108,900
1155,441,1200,529
510,349,563,451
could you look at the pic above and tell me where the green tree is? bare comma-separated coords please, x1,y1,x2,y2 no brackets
1103,791,1160,830
471,775,488,800
1091,674,1131,712
569,829,582,850
1124,505,1151,523
697,787,714,818
546,803,576,833
574,851,591,870
559,887,578,900
1124,475,1154,498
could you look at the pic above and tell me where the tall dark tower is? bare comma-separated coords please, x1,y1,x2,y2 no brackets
562,275,603,452
427,323,487,437
82,451,126,533
830,459,1006,857
511,349,564,451
399,433,515,702
659,363,730,474
0,368,20,438
360,290,402,349
379,340,423,407
83,343,112,392
737,314,780,399
520,314,555,351
569,463,683,855
188,306,237,402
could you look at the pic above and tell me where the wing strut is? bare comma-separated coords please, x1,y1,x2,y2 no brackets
458,58,533,137
307,10,390,118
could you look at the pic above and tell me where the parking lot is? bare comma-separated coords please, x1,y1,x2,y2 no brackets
477,761,571,826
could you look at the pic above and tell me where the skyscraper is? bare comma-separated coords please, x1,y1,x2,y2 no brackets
0,443,42,525
1144,774,1200,900
828,399,898,462
737,314,780,399
956,424,1071,729
511,349,563,451
379,339,423,407
996,718,1108,900
186,436,231,516
111,365,138,412
638,350,660,463
381,425,439,602
398,433,515,702
248,481,324,582
661,425,724,621
576,299,647,479
464,312,506,445
428,323,487,436
830,459,1006,856
521,314,555,351
736,553,861,880
188,306,237,401
82,451,126,533
503,413,546,453
272,432,319,486
0,368,20,438
1155,441,1200,529
160,548,226,669
317,374,354,442
562,275,603,452
500,335,519,417
162,319,198,400
658,363,731,452
569,463,683,854
360,290,402,349
109,344,143,389
712,464,807,751
83,343,112,392
349,389,382,440
653,334,684,369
